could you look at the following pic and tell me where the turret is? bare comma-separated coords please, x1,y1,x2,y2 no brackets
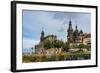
73,25,79,43
67,18,73,43
40,28,44,42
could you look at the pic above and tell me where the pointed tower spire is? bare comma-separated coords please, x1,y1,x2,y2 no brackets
68,17,73,31
75,25,78,33
69,17,72,25
67,17,73,43
40,27,44,42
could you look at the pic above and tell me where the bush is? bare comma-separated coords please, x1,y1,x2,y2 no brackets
69,52,91,60
46,55,57,61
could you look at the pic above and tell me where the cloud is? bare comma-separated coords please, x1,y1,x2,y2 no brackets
23,38,39,49
58,27,65,33
22,10,91,43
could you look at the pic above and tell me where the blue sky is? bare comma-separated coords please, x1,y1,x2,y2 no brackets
22,10,91,49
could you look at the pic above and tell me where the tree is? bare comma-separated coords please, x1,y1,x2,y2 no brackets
43,39,66,49
44,39,52,49
77,44,86,51
36,35,67,50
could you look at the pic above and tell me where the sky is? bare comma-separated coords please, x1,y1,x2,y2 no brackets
22,10,91,49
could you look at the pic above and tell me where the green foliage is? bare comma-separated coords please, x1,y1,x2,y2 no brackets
35,44,41,49
77,44,91,51
67,52,91,59
78,44,85,48
47,55,57,61
85,44,91,51
57,52,65,60
43,38,66,49
66,42,70,49
22,52,91,63
54,40,64,48
44,39,52,49
22,56,34,63
44,35,57,40
35,35,72,50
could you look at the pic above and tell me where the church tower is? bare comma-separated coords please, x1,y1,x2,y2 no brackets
67,19,73,43
40,28,44,42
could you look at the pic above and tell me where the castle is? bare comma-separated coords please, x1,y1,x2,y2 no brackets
34,19,91,55
39,19,91,48
67,19,91,47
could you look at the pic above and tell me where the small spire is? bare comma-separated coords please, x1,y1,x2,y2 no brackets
40,27,44,42
69,17,72,28
41,27,44,35
69,17,71,23
80,29,83,34
76,25,77,29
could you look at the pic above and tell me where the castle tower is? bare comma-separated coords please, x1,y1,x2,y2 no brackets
73,25,79,43
40,28,44,42
79,30,83,43
67,18,73,43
